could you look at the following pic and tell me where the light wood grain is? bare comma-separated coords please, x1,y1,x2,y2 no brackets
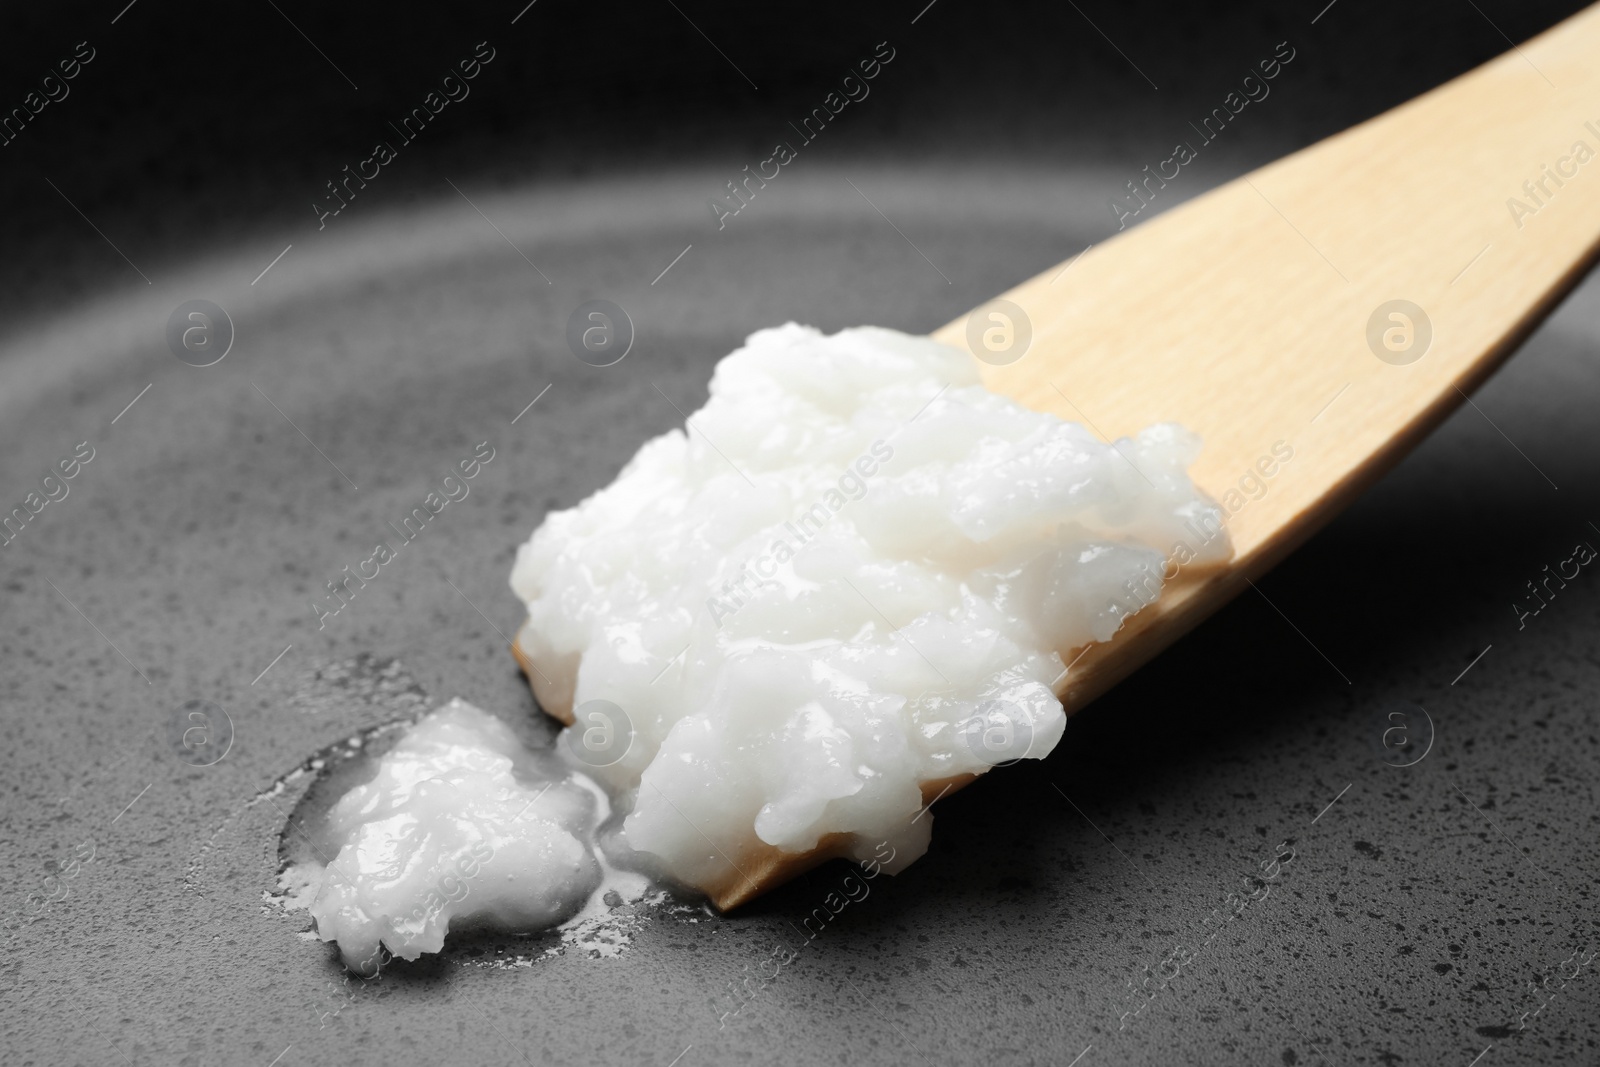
933,4,1600,715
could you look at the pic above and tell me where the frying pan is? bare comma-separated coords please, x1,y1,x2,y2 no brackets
2,163,1597,1066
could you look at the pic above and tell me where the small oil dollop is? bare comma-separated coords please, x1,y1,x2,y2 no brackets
284,699,650,973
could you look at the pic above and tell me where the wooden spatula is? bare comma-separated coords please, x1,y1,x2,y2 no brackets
518,5,1600,909
932,4,1600,722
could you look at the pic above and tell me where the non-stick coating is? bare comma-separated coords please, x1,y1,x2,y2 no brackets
2,166,1597,1066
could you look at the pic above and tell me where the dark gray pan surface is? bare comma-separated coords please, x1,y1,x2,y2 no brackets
2,165,1597,1066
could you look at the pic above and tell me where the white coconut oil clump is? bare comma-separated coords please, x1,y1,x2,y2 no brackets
509,323,1230,900
305,699,609,972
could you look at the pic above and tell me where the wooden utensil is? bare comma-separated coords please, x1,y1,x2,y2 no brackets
518,5,1600,908
933,4,1600,721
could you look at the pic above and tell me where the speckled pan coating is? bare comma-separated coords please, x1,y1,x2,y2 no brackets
1,168,1597,1066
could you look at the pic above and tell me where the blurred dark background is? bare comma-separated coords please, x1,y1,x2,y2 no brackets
0,0,1590,334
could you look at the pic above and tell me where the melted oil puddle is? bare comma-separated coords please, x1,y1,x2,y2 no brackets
247,656,685,974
